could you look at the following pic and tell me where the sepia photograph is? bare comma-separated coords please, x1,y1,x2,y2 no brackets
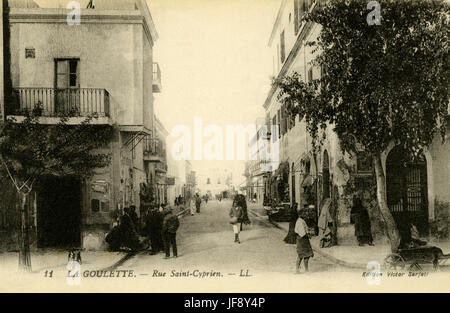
0,0,449,296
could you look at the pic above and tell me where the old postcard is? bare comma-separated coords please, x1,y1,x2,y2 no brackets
0,0,449,294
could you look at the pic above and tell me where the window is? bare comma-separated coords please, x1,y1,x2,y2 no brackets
272,115,278,141
280,31,286,64
294,0,300,34
56,59,79,88
308,67,313,82
91,199,100,212
356,152,373,174
281,105,288,135
101,201,110,212
277,109,281,139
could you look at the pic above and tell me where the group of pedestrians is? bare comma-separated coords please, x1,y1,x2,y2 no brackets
142,205,181,258
282,196,377,274
105,204,180,259
105,206,142,252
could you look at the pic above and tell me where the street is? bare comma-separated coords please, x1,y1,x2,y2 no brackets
2,199,450,292
107,199,450,293
117,199,343,275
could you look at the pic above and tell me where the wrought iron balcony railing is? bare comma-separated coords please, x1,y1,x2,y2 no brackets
12,88,110,117
143,136,166,160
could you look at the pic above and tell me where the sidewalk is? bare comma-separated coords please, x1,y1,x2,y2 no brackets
248,203,450,269
0,250,128,275
0,207,189,274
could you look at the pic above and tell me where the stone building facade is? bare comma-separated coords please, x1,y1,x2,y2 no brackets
1,0,162,250
262,0,450,245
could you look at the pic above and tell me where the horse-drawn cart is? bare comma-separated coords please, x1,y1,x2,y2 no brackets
384,246,450,271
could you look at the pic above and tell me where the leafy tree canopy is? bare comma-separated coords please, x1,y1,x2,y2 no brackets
0,113,114,191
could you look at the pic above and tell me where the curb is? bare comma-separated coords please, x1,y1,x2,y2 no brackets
249,208,367,269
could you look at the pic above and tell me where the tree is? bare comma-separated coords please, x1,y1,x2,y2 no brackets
0,112,113,271
276,0,449,252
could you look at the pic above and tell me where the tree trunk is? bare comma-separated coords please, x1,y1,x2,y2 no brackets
18,191,31,272
373,154,401,252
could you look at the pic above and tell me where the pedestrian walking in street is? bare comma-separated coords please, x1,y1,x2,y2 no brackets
162,207,180,259
195,193,202,213
189,198,196,216
229,204,243,244
295,209,314,274
233,194,250,231
283,202,298,244
350,197,374,246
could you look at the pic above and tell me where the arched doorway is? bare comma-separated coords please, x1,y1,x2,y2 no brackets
322,150,330,200
386,146,429,243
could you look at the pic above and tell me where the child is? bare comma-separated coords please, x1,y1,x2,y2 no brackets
295,210,314,273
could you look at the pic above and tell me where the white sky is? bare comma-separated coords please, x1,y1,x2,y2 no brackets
148,0,280,186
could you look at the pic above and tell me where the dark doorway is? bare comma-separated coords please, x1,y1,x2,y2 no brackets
322,150,330,200
37,176,82,248
386,146,428,244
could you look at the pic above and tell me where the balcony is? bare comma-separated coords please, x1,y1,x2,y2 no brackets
10,88,111,124
155,162,168,174
143,136,166,163
152,62,162,93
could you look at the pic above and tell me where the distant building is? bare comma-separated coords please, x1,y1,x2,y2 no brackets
197,168,233,198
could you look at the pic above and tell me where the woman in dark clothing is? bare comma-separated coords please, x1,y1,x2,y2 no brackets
233,195,250,230
118,207,142,251
284,202,298,244
129,205,139,228
146,207,164,254
350,197,374,246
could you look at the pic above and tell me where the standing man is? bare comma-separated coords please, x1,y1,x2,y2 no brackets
162,207,180,259
195,193,202,214
146,205,164,255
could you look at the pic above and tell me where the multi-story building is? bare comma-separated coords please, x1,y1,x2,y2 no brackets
2,0,162,250
197,168,233,199
263,0,450,244
184,161,196,201
245,117,271,205
145,117,170,206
